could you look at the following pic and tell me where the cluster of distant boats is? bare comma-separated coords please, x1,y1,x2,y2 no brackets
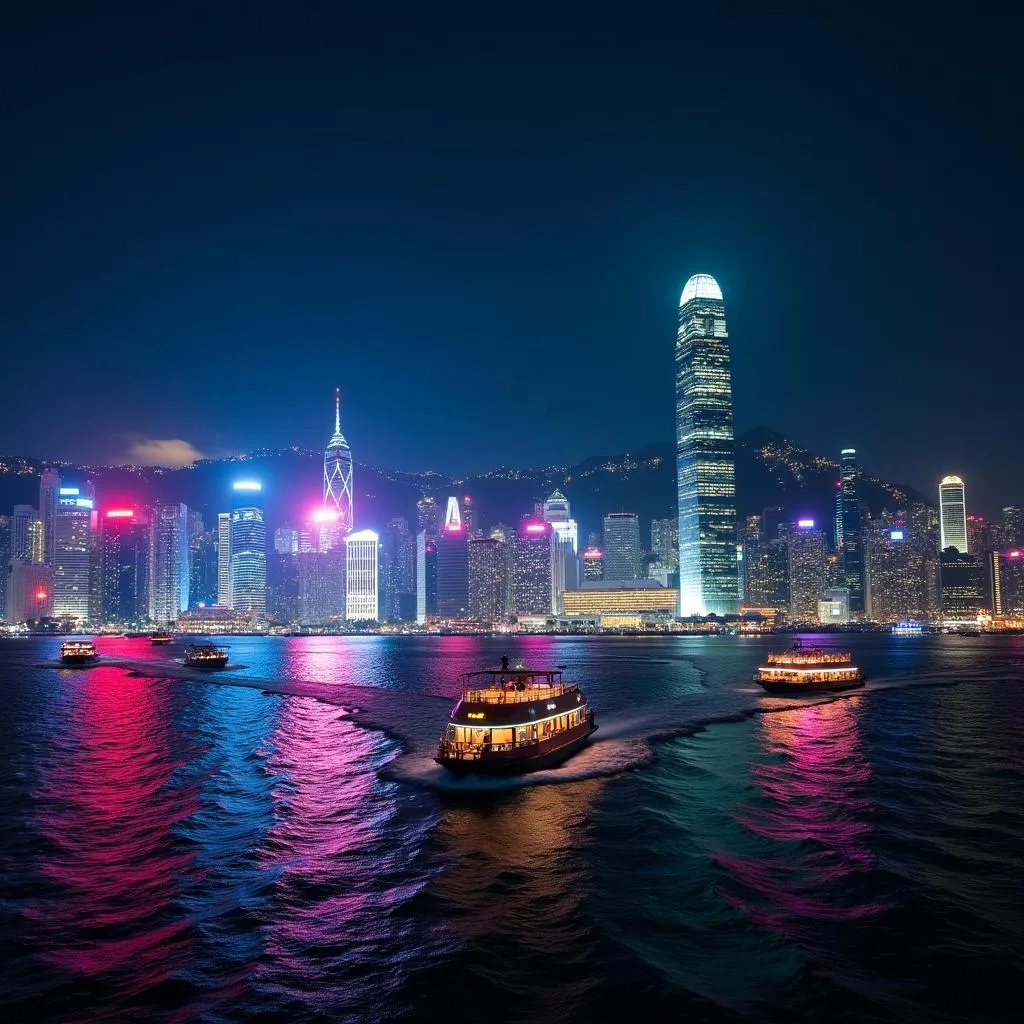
58,637,229,668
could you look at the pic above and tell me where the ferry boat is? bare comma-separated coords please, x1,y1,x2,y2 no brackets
149,632,174,645
183,643,229,669
892,620,925,636
435,663,597,776
60,640,98,665
755,642,864,694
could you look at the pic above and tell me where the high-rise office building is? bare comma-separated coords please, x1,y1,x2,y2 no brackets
468,537,507,622
345,530,379,621
1002,507,1024,546
787,519,826,620
939,476,969,553
650,517,679,573
189,529,219,607
6,560,53,622
675,273,739,616
101,508,151,624
0,515,9,620
416,496,441,539
544,489,579,613
988,549,1024,617
436,500,469,619
602,513,640,583
323,388,354,534
217,513,232,606
10,505,37,563
152,503,190,623
513,519,552,615
52,488,95,622
745,537,790,610
229,482,266,616
865,521,933,623
939,547,982,621
380,517,415,621
581,546,604,581
837,448,864,614
274,527,299,554
416,531,438,624
39,467,59,566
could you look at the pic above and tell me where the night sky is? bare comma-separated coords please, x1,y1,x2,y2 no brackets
2,5,1020,513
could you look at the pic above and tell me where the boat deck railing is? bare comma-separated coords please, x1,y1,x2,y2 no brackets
461,682,577,704
766,651,852,666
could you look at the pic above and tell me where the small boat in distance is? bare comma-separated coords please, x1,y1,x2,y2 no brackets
60,640,98,665
436,662,597,776
755,642,864,694
183,643,229,669
150,632,174,645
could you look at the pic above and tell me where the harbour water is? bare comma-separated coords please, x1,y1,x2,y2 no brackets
1,634,1021,1022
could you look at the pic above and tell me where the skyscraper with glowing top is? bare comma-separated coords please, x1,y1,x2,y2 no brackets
675,273,739,616
324,387,354,534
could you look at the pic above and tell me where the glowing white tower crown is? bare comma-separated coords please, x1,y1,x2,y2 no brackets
323,387,354,533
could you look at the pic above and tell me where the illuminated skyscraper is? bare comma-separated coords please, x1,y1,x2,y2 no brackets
650,517,679,573
787,519,826,620
229,482,266,616
52,488,95,622
939,547,982,621
6,559,53,622
416,496,441,538
513,519,553,614
675,273,739,616
543,489,578,613
0,515,8,620
217,513,232,606
838,448,864,614
323,387,354,533
345,530,379,621
416,531,438,624
152,503,190,623
602,513,640,583
939,476,968,553
436,498,469,619
39,467,59,565
101,508,150,624
468,537,507,622
10,505,36,563
581,547,604,581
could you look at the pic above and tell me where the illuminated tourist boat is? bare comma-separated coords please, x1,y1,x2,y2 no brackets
59,640,98,665
435,664,598,776
891,621,925,636
755,643,864,693
149,632,174,645
183,643,229,669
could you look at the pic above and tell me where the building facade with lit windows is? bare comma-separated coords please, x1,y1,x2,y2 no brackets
152,503,190,623
544,489,579,613
6,560,53,622
39,467,59,566
864,521,934,623
345,530,379,621
562,583,678,616
323,388,354,534
53,488,95,623
988,549,1024,617
939,547,983,621
602,512,641,582
675,273,740,616
787,520,826,620
436,498,469,619
229,482,267,616
217,513,232,607
468,537,508,622
837,448,865,614
101,508,151,624
513,519,553,615
939,476,968,553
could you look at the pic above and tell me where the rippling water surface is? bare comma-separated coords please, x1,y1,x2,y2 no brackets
1,634,1021,1022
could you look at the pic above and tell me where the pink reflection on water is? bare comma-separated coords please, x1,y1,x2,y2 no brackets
27,666,196,1002
718,698,888,931
253,695,417,1007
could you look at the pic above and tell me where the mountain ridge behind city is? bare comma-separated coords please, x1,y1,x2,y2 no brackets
0,427,932,540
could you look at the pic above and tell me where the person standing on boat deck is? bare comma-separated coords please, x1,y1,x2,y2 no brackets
501,655,509,671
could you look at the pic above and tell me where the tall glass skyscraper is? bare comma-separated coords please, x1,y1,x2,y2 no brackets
675,273,739,616
53,488,95,623
602,513,640,582
324,387,354,534
345,530,379,621
230,482,267,616
838,448,865,614
152,503,190,622
939,475,968,553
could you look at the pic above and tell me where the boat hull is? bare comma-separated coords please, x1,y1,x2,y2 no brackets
185,657,229,670
436,723,598,777
60,655,98,666
150,638,173,645
756,675,865,694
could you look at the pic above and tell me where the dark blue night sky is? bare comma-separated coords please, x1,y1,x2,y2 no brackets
2,5,1020,512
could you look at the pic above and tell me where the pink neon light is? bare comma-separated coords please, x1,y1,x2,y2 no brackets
106,509,134,518
312,508,338,523
1010,550,1022,559
36,590,48,600
582,548,603,559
